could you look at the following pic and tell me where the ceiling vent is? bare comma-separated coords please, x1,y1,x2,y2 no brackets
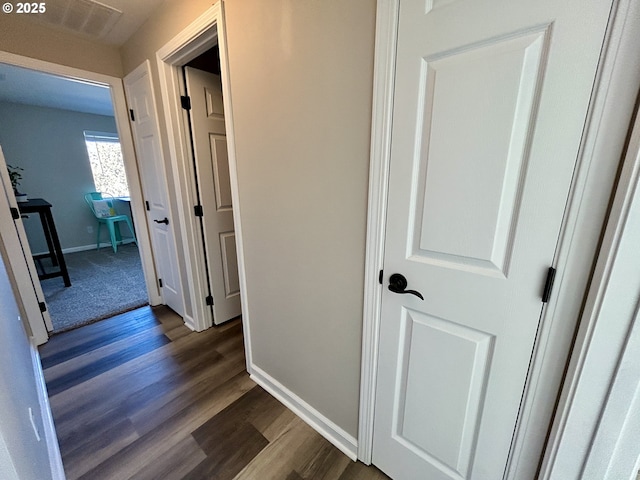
38,0,122,40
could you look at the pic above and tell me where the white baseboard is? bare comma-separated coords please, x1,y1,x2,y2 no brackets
33,239,137,256
183,314,197,331
250,364,358,461
30,339,66,480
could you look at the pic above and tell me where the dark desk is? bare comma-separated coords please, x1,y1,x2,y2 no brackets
18,198,71,287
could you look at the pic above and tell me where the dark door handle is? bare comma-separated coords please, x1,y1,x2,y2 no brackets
154,217,169,225
388,273,424,300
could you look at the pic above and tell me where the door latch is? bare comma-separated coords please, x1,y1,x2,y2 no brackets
388,273,424,300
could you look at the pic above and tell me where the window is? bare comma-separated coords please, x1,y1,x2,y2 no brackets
84,131,129,197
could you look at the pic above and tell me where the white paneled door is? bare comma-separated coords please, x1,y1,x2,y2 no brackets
373,0,613,478
185,66,241,325
124,62,184,316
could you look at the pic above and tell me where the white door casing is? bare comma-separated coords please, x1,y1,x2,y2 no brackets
185,66,241,325
125,61,185,316
0,156,53,334
0,146,49,344
372,0,614,479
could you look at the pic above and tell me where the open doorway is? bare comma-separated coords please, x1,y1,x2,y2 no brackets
182,45,242,325
0,61,150,333
154,3,248,335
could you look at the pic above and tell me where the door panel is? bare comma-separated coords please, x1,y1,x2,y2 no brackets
153,227,181,303
124,63,184,316
219,231,240,297
373,0,613,478
396,309,493,478
210,136,233,211
185,66,241,325
412,30,546,276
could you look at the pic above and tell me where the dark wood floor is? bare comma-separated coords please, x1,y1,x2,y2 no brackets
39,306,390,480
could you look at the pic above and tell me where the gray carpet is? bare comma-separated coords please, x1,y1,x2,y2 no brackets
39,243,148,333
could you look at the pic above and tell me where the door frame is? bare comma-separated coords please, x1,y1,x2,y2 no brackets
540,96,640,478
0,146,49,344
155,3,250,344
358,0,640,476
0,51,161,307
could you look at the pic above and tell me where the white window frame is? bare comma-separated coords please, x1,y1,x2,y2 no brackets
83,130,130,197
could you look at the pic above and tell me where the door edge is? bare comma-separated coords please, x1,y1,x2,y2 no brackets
357,0,400,465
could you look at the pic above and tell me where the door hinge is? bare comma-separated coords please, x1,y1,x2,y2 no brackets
205,295,214,306
379,269,384,285
38,302,47,313
194,205,203,217
10,207,19,220
542,267,556,303
129,109,135,121
158,278,163,288
180,95,191,110
145,200,150,211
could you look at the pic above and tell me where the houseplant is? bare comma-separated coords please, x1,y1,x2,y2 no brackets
7,164,27,202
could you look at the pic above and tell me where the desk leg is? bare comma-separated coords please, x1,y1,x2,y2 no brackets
43,209,71,287
39,211,58,267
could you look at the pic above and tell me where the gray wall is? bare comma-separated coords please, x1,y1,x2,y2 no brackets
0,101,119,253
0,253,52,479
224,0,376,436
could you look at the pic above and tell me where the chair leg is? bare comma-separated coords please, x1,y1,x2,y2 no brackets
124,217,137,245
96,222,101,250
106,221,118,253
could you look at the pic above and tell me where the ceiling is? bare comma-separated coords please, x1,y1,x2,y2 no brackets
0,63,113,116
26,0,168,46
0,0,168,116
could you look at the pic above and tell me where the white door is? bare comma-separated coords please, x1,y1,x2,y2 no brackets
373,0,613,479
0,146,50,344
185,66,241,325
124,62,184,316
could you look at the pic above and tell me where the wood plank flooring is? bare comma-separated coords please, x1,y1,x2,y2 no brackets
39,306,390,480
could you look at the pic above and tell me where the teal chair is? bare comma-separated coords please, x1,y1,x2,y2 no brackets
84,192,136,253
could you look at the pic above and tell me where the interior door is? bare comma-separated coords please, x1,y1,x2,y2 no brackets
372,0,613,478
0,146,50,344
185,66,241,325
124,62,185,316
